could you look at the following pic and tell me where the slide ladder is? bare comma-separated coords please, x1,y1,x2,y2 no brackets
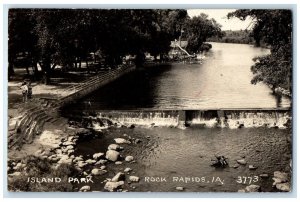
175,43,192,57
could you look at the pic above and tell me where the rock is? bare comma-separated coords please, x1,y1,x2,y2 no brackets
176,186,184,191
79,185,90,192
245,185,261,192
106,150,120,162
91,168,107,176
275,182,291,192
249,165,257,170
273,171,288,183
77,161,87,168
100,165,106,170
62,141,74,146
85,159,96,164
93,152,105,160
95,159,108,165
259,174,269,178
57,155,72,164
13,163,24,170
233,164,239,169
123,134,128,137
124,167,132,173
236,159,247,165
67,149,74,155
73,156,83,162
111,172,125,182
125,156,134,162
104,181,124,192
115,161,123,165
114,138,130,144
66,145,74,150
8,172,21,177
272,178,283,186
238,189,246,193
108,144,120,151
129,176,139,182
146,136,151,139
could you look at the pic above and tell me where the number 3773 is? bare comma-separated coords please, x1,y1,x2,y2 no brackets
236,176,259,184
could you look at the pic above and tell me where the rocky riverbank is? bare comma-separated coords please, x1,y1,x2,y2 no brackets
7,116,292,192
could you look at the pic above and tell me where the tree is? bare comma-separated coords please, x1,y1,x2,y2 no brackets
184,14,223,53
228,9,292,92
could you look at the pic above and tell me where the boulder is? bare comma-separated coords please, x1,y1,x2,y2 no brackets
79,185,91,192
93,152,105,160
274,171,288,182
95,159,108,165
91,168,107,176
85,159,96,164
114,138,130,144
176,186,184,191
106,150,120,162
104,181,124,192
62,141,74,146
129,176,139,182
66,145,74,150
67,149,74,155
73,156,83,162
13,163,24,170
275,182,291,192
124,167,132,173
236,159,247,165
125,156,134,162
245,185,261,192
8,172,21,177
77,161,87,168
100,165,106,170
57,155,72,164
111,172,125,182
115,161,123,165
108,144,120,151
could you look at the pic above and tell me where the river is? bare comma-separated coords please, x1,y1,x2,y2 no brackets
66,42,290,110
63,42,291,192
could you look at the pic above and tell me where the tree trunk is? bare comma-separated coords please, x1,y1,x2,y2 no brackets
8,63,14,81
41,59,51,85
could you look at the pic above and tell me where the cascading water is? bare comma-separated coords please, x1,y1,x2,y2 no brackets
79,110,291,130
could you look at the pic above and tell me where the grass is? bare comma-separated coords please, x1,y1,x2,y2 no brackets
8,155,80,192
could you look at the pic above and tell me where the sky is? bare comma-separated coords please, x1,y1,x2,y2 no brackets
187,9,253,31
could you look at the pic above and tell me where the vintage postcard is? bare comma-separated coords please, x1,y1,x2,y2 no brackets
7,8,292,193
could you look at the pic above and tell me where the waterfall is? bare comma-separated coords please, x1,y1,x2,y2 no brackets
80,110,291,129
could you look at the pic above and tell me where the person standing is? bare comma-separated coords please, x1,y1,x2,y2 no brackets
27,81,32,99
20,81,28,103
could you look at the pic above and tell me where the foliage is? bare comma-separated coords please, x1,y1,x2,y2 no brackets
8,155,79,192
184,14,223,53
228,9,292,92
208,30,255,44
8,9,222,83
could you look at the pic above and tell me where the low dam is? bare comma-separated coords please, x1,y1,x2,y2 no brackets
65,109,291,129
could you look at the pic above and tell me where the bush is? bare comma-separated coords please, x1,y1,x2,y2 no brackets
8,155,80,192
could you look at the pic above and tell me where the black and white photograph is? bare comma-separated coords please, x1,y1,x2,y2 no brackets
6,7,293,193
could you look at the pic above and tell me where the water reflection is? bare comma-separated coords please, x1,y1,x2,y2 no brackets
69,42,290,110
